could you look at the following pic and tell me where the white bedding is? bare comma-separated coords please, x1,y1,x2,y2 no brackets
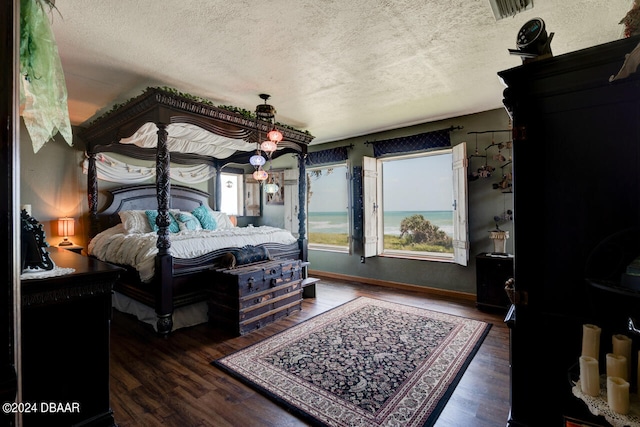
88,223,297,282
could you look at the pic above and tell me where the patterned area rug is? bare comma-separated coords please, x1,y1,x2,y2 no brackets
212,297,491,427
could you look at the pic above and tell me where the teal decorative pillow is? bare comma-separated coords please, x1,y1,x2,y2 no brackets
175,211,202,231
192,205,217,230
145,210,180,233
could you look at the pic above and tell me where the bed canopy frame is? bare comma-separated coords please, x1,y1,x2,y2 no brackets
82,87,315,235
80,87,315,334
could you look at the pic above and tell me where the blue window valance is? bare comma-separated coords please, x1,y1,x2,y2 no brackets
305,146,350,166
368,127,456,158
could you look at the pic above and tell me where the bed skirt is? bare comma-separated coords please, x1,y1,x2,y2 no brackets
112,291,209,332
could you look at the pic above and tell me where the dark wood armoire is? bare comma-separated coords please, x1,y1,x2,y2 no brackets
499,35,640,426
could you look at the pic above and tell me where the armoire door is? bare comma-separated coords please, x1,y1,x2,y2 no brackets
500,35,640,425
0,2,20,427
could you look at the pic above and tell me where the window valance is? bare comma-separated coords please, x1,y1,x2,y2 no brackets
367,127,459,158
305,146,350,166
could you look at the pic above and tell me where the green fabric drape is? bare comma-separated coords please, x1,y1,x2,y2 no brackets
19,0,72,153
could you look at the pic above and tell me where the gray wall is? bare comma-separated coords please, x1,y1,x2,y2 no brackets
20,122,88,248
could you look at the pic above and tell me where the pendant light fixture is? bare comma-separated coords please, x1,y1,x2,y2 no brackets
250,94,270,181
263,179,279,194
256,94,282,157
263,165,280,194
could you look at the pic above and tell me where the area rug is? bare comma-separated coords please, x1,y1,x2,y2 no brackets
212,297,491,427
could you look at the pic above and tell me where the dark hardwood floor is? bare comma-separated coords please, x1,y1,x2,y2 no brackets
109,277,510,427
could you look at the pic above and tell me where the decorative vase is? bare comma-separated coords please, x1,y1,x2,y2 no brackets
489,230,509,254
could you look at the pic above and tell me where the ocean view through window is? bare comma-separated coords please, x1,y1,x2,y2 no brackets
381,153,454,256
363,143,470,264
307,163,350,252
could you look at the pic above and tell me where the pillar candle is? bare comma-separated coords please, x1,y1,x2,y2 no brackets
612,334,632,381
579,355,600,397
582,324,601,360
606,353,628,381
607,376,630,415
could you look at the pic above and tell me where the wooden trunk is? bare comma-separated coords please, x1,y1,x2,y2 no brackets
207,259,303,335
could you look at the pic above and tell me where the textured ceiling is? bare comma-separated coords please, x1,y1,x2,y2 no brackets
50,0,633,144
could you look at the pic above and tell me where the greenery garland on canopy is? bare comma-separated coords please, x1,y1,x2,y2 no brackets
96,86,314,138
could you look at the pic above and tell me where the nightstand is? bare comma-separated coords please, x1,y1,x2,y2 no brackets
58,244,83,254
21,247,122,426
476,253,513,310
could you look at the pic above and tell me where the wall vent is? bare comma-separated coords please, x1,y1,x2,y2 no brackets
488,0,533,20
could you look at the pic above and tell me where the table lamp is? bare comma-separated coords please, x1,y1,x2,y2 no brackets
58,217,75,246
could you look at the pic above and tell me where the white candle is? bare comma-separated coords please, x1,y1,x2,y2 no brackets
579,355,600,396
606,353,628,381
582,324,601,360
613,334,632,381
607,376,630,415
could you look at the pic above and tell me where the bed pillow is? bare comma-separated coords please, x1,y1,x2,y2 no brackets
145,210,180,233
175,211,203,231
118,210,152,234
191,205,217,230
211,210,235,229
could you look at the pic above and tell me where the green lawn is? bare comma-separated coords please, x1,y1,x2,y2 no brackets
309,232,349,246
309,233,453,253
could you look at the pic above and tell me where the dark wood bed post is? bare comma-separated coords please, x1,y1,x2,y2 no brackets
214,164,222,211
297,153,308,262
87,152,99,238
154,123,173,335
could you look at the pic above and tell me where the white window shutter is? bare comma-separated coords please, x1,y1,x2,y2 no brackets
362,156,379,257
283,169,299,237
452,143,469,266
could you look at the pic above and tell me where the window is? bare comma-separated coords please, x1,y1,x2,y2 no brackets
306,163,350,252
363,143,468,265
220,172,244,215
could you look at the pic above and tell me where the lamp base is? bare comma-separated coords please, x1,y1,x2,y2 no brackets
58,239,73,246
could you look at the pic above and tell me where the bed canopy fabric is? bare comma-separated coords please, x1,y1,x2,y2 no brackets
119,122,257,158
81,153,217,184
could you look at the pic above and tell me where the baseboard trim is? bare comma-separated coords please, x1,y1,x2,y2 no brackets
308,270,476,302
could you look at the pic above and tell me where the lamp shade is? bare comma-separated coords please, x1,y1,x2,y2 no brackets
264,183,279,194
267,128,283,143
260,140,277,154
249,154,266,166
253,169,268,181
58,217,75,237
58,217,75,246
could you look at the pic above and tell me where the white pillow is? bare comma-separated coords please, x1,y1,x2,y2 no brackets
209,209,235,229
118,210,152,233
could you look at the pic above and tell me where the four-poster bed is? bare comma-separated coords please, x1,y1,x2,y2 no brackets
80,87,315,335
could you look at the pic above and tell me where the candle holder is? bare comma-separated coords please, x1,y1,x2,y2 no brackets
570,364,640,426
489,229,509,254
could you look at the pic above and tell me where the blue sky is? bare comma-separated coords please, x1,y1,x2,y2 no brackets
307,165,348,212
382,154,453,211
307,154,453,212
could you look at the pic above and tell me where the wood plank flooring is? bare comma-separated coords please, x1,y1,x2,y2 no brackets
109,277,510,427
